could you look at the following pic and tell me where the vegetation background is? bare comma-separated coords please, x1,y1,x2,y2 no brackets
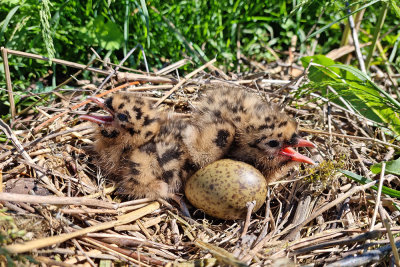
1,0,399,119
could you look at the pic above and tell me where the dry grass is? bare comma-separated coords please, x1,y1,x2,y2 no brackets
0,48,400,267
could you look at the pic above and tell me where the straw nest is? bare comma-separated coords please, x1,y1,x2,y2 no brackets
1,50,399,266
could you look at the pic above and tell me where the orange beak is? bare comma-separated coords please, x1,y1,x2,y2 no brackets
79,97,114,125
279,139,316,165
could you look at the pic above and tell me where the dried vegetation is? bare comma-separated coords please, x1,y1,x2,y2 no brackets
0,48,399,266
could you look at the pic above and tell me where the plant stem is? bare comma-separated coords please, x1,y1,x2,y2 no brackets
365,1,389,69
346,1,366,74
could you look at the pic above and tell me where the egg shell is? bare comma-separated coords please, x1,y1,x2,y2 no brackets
185,159,268,220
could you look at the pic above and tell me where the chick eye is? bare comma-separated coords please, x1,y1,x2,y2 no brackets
117,113,128,122
267,140,280,148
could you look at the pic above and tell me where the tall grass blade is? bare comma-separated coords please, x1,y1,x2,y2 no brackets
0,5,20,43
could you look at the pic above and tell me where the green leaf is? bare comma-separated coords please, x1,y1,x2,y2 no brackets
371,159,400,176
0,5,20,42
301,55,400,135
389,0,400,18
93,17,123,50
340,169,400,199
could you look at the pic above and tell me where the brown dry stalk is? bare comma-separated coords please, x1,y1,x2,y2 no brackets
4,201,160,253
0,192,115,209
1,48,16,119
34,81,140,133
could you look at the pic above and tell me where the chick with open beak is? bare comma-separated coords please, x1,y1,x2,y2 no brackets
80,93,165,179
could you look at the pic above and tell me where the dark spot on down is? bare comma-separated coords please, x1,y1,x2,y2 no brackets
145,131,153,138
128,161,141,176
183,159,197,173
233,116,241,122
133,107,143,120
105,97,114,111
161,170,174,183
122,145,132,154
122,95,131,102
135,98,145,105
278,121,288,128
213,110,222,118
118,103,125,109
157,147,183,166
126,127,139,136
258,124,269,130
100,129,119,138
214,129,230,148
140,142,156,154
143,115,156,126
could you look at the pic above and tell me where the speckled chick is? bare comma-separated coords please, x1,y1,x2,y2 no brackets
81,93,197,199
186,84,315,183
80,93,165,179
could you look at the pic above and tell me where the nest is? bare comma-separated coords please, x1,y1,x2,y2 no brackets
1,49,399,266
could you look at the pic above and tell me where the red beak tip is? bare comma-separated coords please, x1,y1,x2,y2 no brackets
279,147,315,165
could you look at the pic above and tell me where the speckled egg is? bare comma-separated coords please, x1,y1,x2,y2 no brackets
184,159,268,220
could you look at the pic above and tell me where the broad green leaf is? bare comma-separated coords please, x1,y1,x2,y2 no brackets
340,169,400,199
371,158,400,176
301,55,400,135
94,18,123,50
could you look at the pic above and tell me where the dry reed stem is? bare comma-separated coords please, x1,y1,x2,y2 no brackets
0,192,115,209
1,48,15,119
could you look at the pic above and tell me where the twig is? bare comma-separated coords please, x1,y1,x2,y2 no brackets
370,162,386,231
1,47,16,119
0,192,115,209
240,201,256,238
154,58,216,107
3,48,109,75
346,2,366,73
156,58,191,75
379,205,400,267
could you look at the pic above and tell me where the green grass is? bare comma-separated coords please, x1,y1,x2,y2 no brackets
0,0,400,117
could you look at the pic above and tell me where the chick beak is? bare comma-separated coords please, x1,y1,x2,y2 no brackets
279,139,316,165
79,97,114,125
